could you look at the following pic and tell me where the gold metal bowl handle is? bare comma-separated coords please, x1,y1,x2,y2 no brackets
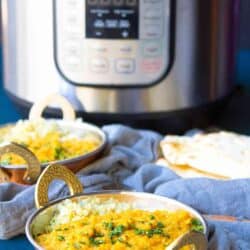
0,142,41,184
35,164,83,208
166,231,208,250
0,168,10,183
29,93,76,121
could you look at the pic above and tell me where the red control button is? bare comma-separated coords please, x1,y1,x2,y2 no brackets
141,58,163,73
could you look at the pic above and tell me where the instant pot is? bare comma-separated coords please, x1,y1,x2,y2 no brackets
1,0,239,133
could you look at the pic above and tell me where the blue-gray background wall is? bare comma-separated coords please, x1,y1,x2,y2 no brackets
0,0,250,123
237,0,250,84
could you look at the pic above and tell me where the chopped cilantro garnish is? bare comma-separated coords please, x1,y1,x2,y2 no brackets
95,232,104,237
151,228,163,234
54,147,65,160
134,226,164,238
157,222,165,228
57,235,65,241
103,222,114,230
191,218,204,233
89,237,104,246
134,228,145,235
150,215,155,220
109,225,125,238
118,237,132,247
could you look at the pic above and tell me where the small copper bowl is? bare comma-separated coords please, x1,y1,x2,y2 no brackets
25,164,208,250
0,120,107,185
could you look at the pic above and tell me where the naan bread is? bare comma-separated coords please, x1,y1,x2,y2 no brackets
156,158,229,179
160,131,250,179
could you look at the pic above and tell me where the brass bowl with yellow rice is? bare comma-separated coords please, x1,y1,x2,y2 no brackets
26,164,208,250
27,193,208,250
0,119,107,184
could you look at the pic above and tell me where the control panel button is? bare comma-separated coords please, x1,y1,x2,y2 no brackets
119,45,133,54
64,25,82,34
63,8,82,34
87,0,98,5
90,43,108,53
64,40,80,56
141,58,163,74
64,0,79,7
90,58,109,73
118,43,137,54
121,30,129,38
64,9,79,19
120,20,130,29
126,0,137,5
144,9,162,21
143,42,161,57
63,0,79,10
106,20,119,29
64,56,81,70
66,15,80,25
100,0,112,6
116,59,135,74
143,24,162,39
143,0,162,3
94,20,105,28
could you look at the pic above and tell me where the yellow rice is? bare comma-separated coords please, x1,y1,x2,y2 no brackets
0,119,101,165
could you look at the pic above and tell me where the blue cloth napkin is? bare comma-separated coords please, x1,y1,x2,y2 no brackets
0,124,250,250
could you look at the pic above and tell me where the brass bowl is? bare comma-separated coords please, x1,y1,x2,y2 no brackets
25,164,208,250
0,120,107,185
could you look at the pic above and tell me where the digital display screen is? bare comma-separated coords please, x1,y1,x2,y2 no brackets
86,0,139,39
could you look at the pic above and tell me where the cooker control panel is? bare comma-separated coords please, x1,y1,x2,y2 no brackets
54,0,171,86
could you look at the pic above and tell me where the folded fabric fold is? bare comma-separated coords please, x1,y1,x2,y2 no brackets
0,125,249,249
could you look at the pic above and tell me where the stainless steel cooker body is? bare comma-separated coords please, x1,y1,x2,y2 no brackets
1,0,238,115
